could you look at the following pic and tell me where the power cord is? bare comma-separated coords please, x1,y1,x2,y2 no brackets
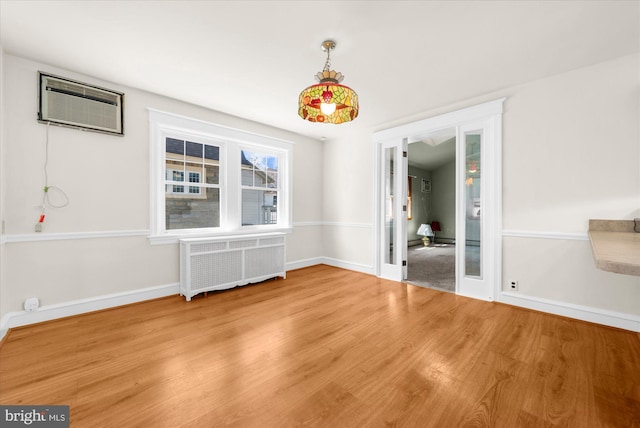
36,122,69,232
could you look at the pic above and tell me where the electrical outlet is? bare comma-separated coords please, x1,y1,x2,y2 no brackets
509,281,518,291
24,297,39,312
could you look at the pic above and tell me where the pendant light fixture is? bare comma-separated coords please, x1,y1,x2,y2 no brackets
298,40,359,124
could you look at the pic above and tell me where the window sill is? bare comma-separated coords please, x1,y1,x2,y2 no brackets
148,227,293,245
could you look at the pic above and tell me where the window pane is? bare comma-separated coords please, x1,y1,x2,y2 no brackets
241,166,254,186
267,171,278,188
267,156,278,172
254,171,266,186
204,145,219,161
185,162,201,178
165,160,183,179
166,138,184,156
465,131,482,278
205,164,219,185
166,188,220,230
185,141,203,159
241,150,279,189
242,189,277,225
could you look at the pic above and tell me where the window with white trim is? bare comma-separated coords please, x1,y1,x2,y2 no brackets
149,109,293,243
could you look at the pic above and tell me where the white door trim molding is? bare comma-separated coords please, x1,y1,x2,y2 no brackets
374,98,505,144
373,98,505,297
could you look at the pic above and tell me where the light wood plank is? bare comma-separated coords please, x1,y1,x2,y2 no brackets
1,265,639,427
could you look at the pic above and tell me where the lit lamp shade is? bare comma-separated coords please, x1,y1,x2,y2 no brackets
298,82,359,124
417,224,434,237
417,223,434,246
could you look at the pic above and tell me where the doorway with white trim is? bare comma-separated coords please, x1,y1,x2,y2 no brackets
374,99,504,302
406,128,456,292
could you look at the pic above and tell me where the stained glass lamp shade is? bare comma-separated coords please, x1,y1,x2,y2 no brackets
298,40,359,124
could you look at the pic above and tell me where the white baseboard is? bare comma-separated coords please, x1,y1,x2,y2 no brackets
287,257,374,276
321,257,374,275
286,257,323,271
499,291,640,332
0,283,179,341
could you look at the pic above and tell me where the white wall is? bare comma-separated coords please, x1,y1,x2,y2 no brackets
0,53,324,321
502,55,639,232
500,53,640,318
321,53,640,325
321,127,374,272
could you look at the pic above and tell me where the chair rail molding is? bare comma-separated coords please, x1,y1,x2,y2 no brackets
501,229,589,241
3,229,150,243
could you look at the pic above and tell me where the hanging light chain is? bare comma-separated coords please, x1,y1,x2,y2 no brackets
323,47,331,72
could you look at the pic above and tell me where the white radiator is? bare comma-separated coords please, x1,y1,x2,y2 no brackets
179,233,286,301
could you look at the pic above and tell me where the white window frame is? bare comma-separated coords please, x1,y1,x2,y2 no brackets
149,109,293,245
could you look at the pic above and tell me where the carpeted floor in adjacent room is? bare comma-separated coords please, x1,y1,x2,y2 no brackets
406,243,455,292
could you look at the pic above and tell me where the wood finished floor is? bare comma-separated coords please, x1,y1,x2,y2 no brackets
1,265,639,427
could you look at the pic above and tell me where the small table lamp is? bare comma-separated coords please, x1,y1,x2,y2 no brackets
417,223,434,246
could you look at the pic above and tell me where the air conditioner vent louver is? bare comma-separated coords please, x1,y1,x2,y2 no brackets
38,72,124,135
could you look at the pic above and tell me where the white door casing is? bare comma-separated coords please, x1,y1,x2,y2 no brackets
373,98,504,301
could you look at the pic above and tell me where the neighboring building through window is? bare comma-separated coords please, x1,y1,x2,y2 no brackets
165,170,202,195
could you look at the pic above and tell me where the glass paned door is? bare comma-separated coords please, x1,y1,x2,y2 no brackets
456,121,495,301
379,139,408,281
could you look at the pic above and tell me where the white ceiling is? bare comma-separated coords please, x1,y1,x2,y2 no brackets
409,134,456,171
1,1,638,143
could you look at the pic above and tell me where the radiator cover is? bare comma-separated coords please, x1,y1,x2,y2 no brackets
179,233,286,301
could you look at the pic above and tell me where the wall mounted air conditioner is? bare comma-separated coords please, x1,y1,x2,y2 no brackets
38,72,124,135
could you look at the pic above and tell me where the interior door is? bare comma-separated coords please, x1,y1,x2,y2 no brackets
378,139,408,281
456,120,496,300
